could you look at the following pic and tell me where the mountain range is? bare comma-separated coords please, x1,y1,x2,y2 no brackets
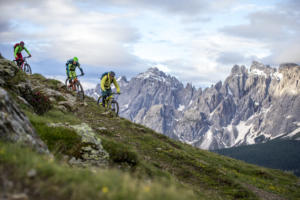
86,61,300,150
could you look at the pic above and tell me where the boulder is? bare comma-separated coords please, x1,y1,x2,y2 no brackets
0,87,49,153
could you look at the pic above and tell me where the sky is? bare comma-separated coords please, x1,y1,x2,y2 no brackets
0,0,299,89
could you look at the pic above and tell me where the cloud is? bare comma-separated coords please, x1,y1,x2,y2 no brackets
220,0,300,64
217,51,247,65
0,0,143,68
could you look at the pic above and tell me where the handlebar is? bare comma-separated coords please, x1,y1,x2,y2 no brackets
14,56,31,61
111,92,121,95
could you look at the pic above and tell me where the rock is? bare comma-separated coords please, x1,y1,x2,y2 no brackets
9,193,28,200
0,59,18,79
49,123,109,167
27,169,37,178
97,127,107,131
0,87,49,153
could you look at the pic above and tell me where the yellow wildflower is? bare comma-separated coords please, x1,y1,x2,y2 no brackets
102,186,109,193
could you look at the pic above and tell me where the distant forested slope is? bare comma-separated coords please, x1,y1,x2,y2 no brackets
214,140,300,176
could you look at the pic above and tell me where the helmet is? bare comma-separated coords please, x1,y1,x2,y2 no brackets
110,71,115,77
20,41,25,46
73,57,78,62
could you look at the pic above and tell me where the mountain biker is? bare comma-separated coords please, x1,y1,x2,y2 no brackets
101,71,120,107
66,57,84,89
14,41,31,67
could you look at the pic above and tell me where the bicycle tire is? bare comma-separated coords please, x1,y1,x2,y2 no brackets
75,81,85,101
108,100,119,116
97,96,104,106
65,78,72,91
24,63,32,75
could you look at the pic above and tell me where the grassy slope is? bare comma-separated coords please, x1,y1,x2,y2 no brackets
1,71,300,200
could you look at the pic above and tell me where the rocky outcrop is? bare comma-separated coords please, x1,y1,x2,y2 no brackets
0,87,49,153
49,123,109,167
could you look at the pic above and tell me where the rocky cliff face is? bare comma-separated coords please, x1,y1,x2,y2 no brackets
87,62,300,150
0,59,49,153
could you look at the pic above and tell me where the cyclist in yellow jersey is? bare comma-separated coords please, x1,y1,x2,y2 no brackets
100,71,120,107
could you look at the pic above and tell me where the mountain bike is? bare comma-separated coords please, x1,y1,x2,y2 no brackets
65,74,84,101
97,92,120,116
14,56,32,75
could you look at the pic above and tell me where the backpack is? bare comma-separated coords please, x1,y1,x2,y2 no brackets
66,59,73,66
13,43,19,50
101,72,109,80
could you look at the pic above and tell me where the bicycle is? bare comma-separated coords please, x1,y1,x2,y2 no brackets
14,56,32,75
97,92,120,116
65,74,85,101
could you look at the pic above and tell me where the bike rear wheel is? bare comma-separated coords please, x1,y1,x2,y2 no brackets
23,63,32,75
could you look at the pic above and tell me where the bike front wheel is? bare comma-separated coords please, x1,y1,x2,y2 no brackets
108,100,119,116
65,78,72,91
23,63,32,75
75,81,84,101
97,96,104,107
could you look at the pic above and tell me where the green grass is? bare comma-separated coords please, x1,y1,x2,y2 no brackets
25,109,83,157
31,120,82,157
0,142,197,200
26,109,81,125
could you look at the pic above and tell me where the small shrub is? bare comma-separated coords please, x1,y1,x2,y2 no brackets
23,89,52,115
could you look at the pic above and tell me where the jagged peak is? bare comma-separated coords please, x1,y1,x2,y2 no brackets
231,64,247,75
136,67,166,79
117,76,128,83
214,81,222,91
279,63,299,70
250,61,275,73
135,67,183,87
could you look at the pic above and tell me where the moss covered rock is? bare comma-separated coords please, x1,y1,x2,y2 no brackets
49,123,109,167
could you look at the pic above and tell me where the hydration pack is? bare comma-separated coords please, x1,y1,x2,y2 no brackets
101,72,109,80
13,43,19,50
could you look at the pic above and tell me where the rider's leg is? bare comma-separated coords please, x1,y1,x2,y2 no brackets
102,93,107,107
70,71,77,91
101,89,112,107
16,53,23,68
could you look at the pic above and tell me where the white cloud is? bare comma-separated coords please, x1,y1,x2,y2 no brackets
0,0,141,68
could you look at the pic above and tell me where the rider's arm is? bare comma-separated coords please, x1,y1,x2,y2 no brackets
113,78,121,93
67,64,71,78
14,46,20,58
101,76,107,91
24,47,31,56
78,63,84,74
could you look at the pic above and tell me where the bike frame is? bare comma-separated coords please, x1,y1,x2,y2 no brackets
68,75,83,90
103,93,119,108
15,56,30,70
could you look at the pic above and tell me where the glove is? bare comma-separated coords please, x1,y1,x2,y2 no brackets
81,72,85,76
29,54,32,58
117,91,121,94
